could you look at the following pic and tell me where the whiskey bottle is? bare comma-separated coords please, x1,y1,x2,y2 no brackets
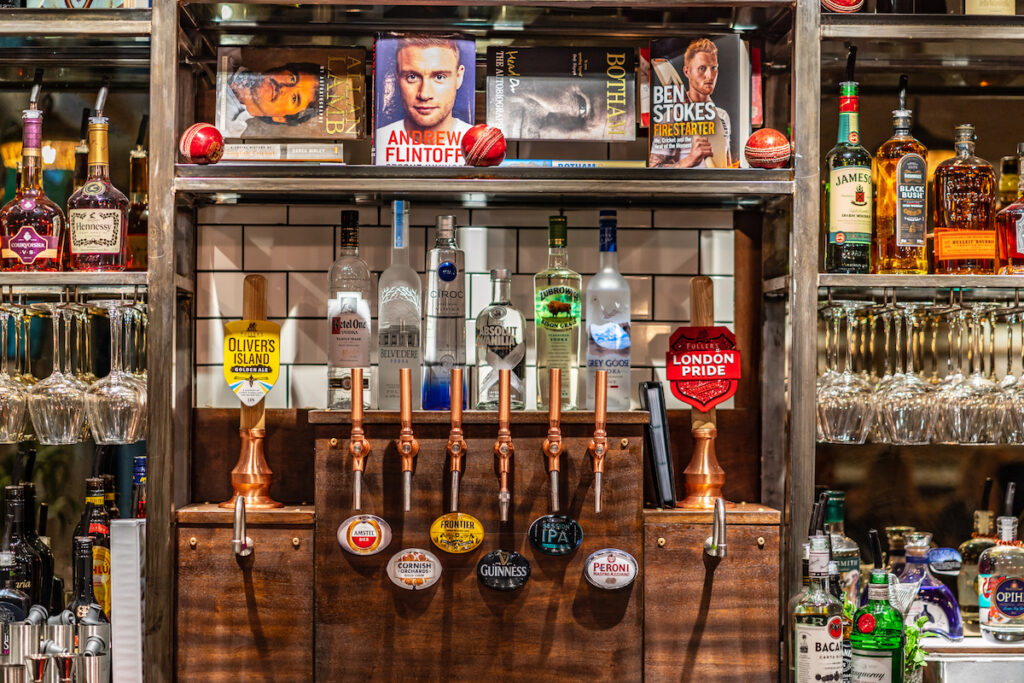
978,482,1024,643
793,534,844,683
998,155,1019,211
423,216,466,411
67,536,106,623
996,144,1024,274
874,80,928,274
20,482,53,612
933,124,997,274
535,216,581,410
475,269,526,410
126,115,148,271
824,81,873,274
67,115,130,271
959,477,997,625
377,201,422,410
328,210,373,410
0,109,65,271
585,210,631,411
850,569,905,683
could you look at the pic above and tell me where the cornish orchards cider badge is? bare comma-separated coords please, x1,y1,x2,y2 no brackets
223,320,281,406
387,549,442,591
665,326,740,411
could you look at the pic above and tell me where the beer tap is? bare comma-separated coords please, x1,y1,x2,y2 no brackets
446,368,467,512
493,369,514,522
588,370,608,513
349,368,371,511
542,368,562,514
398,367,419,512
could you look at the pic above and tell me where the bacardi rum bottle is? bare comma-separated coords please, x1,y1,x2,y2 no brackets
824,81,873,274
328,211,372,410
423,216,466,410
475,269,525,409
377,201,422,410
996,144,1024,274
793,534,845,683
535,216,581,410
585,210,631,410
67,116,129,271
933,124,997,274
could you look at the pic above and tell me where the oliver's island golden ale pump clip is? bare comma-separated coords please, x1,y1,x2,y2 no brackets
398,367,419,512
588,370,608,514
542,368,563,514
349,368,371,511
493,369,514,523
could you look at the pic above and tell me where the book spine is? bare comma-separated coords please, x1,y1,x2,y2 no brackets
221,143,345,162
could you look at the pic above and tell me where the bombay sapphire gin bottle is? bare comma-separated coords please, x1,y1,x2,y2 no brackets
900,531,964,640
585,210,631,410
422,215,466,410
475,269,525,409
328,210,372,410
378,201,422,410
978,483,1024,643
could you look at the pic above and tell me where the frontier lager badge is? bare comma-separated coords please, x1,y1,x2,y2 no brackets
477,550,531,591
583,548,638,590
387,548,442,591
528,514,583,556
337,514,392,556
430,512,484,554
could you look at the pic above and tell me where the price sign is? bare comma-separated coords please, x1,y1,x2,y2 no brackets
223,320,281,406
665,326,741,411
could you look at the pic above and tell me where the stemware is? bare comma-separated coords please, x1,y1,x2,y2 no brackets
879,303,935,445
0,305,28,443
84,302,146,444
817,301,875,444
946,303,1004,445
27,303,85,445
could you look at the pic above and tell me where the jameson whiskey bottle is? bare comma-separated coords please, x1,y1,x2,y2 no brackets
874,80,928,274
126,117,149,271
67,536,106,623
328,210,373,410
0,109,65,271
67,116,130,271
933,124,997,274
996,144,1024,274
850,569,906,683
824,81,873,274
793,534,845,683
535,215,582,410
475,269,526,409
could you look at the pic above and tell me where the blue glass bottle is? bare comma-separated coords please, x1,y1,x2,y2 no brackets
899,531,963,640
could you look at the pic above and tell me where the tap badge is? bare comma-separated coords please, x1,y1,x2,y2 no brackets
583,548,638,590
528,514,583,556
477,549,531,591
430,512,484,554
337,514,392,556
665,326,740,412
387,548,442,591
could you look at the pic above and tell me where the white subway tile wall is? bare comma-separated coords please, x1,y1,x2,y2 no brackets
194,204,737,410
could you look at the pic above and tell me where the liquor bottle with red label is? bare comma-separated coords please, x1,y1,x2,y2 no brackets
824,80,873,274
996,143,1024,274
933,124,997,274
850,569,905,682
978,482,1024,643
75,478,112,617
0,109,66,271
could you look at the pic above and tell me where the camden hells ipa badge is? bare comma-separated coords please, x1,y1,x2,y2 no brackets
528,514,583,556
337,514,392,556
430,512,484,554
477,550,531,591
583,548,639,590
387,548,442,591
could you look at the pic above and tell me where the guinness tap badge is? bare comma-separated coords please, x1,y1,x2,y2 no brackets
337,514,392,556
430,512,484,554
528,514,583,556
386,548,442,591
583,548,638,590
477,550,531,591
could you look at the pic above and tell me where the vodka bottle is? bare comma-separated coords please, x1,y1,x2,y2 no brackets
476,269,526,409
423,216,466,410
535,216,581,410
328,210,373,409
378,201,422,410
585,209,631,410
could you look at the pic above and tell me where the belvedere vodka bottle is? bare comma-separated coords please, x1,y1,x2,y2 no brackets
586,209,631,410
475,269,526,409
535,216,581,410
328,210,372,409
378,201,422,410
423,216,466,410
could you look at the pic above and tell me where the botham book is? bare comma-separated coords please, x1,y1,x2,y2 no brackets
648,36,750,168
216,47,365,141
486,47,636,142
372,33,477,166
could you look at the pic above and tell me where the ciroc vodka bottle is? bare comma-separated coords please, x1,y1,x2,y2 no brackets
423,215,466,410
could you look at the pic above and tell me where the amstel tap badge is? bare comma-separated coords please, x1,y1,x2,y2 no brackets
429,512,484,554
337,514,392,556
386,549,442,591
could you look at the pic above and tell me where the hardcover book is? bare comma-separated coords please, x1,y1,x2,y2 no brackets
648,36,750,168
372,33,476,166
486,46,636,142
216,47,365,141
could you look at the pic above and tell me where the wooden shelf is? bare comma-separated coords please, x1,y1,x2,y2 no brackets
645,503,782,526
819,273,1024,289
309,409,649,424
0,9,152,36
177,503,315,526
821,13,1024,41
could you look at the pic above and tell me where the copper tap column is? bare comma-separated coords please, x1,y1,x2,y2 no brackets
398,367,419,512
446,368,467,512
542,368,563,514
588,370,608,513
349,368,371,511
493,369,514,522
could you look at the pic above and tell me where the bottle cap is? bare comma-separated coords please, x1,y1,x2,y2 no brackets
998,515,1018,542
885,525,914,550
904,531,933,549
3,486,23,502
341,210,359,227
436,215,456,239
892,109,912,129
823,490,845,524
548,216,567,247
1016,146,1024,162
954,124,976,142
490,268,511,281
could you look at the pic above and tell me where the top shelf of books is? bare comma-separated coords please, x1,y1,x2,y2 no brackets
0,9,152,36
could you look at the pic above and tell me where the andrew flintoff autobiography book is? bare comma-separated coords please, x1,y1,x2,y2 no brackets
216,47,365,141
486,46,636,142
372,33,477,166
648,36,750,168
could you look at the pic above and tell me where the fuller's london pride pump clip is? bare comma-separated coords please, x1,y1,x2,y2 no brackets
223,320,281,406
665,326,741,411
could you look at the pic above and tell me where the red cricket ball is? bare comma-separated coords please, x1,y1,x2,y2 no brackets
179,123,224,164
744,128,792,169
461,124,506,167
821,0,864,12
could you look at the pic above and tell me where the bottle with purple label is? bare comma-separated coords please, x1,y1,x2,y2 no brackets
0,109,65,271
899,531,963,640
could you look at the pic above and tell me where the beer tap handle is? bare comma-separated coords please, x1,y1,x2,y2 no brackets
398,368,419,512
493,369,514,522
542,368,562,514
349,368,371,511
589,370,608,513
446,368,466,513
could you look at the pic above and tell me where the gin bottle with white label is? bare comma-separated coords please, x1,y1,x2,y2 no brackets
422,216,465,410
793,534,845,683
378,201,422,410
328,210,372,410
586,210,631,410
535,216,581,410
978,482,1024,643
475,269,525,409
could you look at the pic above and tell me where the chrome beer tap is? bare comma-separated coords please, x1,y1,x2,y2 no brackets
493,370,514,522
398,368,419,512
446,368,467,512
542,368,562,513
349,368,371,511
588,370,608,513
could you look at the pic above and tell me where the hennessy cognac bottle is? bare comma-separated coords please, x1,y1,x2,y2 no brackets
67,116,129,271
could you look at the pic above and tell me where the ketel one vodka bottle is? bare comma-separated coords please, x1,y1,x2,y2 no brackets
585,210,630,411
978,482,1024,643
535,216,581,410
793,534,845,683
850,569,905,683
900,531,963,640
825,489,862,605
67,115,130,271
475,269,526,410
824,81,873,274
377,201,422,410
328,210,373,410
0,108,65,271
423,216,466,411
